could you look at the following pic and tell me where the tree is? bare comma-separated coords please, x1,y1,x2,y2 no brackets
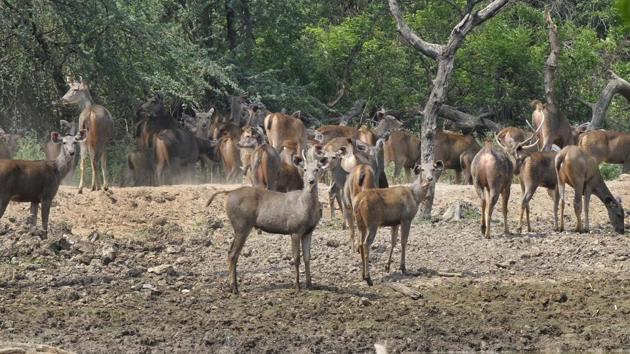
388,0,511,218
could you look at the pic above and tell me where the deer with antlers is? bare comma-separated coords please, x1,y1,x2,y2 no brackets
61,77,114,193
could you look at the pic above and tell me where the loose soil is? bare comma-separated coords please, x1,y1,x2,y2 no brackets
1,181,630,353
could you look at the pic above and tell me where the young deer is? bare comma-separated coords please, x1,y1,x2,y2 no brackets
353,160,443,286
61,77,114,193
206,152,330,294
0,130,86,237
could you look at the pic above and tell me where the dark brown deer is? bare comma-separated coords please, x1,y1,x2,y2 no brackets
0,130,86,237
218,135,242,182
205,154,330,294
496,127,528,148
471,141,513,238
578,130,630,173
555,146,624,234
61,77,114,193
135,93,176,148
153,128,199,185
353,160,443,285
123,148,155,187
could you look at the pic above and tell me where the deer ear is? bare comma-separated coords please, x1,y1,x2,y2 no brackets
412,163,422,175
434,160,444,170
292,155,304,168
75,129,87,142
318,156,330,169
51,132,62,144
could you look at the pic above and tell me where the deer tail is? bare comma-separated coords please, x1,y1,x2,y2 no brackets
206,189,238,207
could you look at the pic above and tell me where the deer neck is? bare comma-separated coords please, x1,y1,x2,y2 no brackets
592,180,617,208
54,149,74,179
77,92,94,111
411,176,429,205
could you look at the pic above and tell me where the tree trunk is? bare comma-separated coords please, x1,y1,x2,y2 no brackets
589,72,630,129
420,57,455,219
225,0,237,50
544,8,560,107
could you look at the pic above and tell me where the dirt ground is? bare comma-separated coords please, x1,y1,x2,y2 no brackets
1,179,630,353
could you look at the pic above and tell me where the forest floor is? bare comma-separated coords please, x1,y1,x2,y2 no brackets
1,178,630,353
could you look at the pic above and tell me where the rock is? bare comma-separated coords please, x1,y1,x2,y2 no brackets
374,343,388,354
242,249,253,257
617,173,630,182
165,246,180,254
360,297,371,306
142,283,161,294
326,239,340,248
147,264,175,275
442,200,476,221
127,267,145,278
181,289,190,294
89,231,100,242
101,246,117,265
71,254,93,265
153,217,168,227
554,293,568,303
48,236,72,253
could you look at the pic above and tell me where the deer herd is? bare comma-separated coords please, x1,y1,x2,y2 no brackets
0,77,628,293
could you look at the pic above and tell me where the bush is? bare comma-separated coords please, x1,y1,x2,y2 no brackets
599,163,621,181
13,131,45,161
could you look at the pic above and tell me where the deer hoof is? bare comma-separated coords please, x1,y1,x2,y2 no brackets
365,277,373,286
400,267,407,275
77,188,83,194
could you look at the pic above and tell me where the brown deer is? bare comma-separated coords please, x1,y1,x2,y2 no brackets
218,135,242,182
264,112,306,153
206,153,330,294
578,130,630,173
61,77,113,193
342,164,376,251
471,141,513,238
249,143,303,192
353,160,443,285
317,125,358,144
123,148,155,187
555,146,624,234
44,120,77,185
153,128,199,185
530,100,584,151
357,125,376,146
0,130,86,238
496,127,528,148
135,93,176,148
435,131,481,184
384,130,421,183
237,125,266,182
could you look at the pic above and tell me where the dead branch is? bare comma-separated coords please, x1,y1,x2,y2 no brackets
544,8,560,106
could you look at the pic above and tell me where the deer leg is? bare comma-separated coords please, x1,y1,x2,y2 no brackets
558,182,566,232
550,187,560,231
342,201,356,251
301,232,313,288
78,155,86,194
100,153,109,191
583,187,592,233
520,185,536,233
518,182,526,233
0,197,10,224
399,221,411,274
455,170,462,184
486,189,500,239
386,225,399,272
336,192,345,229
226,227,251,294
393,163,401,184
573,184,584,233
328,185,336,219
501,186,510,235
404,166,412,184
476,186,486,236
361,226,378,286
623,160,630,174
291,233,301,291
40,199,51,239
29,203,39,226
90,154,99,191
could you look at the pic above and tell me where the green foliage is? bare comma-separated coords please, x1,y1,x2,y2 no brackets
599,163,622,181
13,131,45,161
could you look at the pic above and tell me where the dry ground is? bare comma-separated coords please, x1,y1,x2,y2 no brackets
1,179,630,353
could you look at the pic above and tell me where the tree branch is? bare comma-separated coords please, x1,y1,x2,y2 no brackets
331,99,366,126
436,105,500,131
388,0,442,60
589,71,630,129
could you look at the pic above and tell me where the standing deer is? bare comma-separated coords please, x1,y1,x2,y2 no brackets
578,130,630,173
471,141,513,238
206,153,330,294
61,77,113,193
353,160,443,285
0,130,86,238
45,120,77,185
555,146,624,234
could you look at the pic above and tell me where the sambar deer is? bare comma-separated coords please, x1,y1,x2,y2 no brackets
384,131,421,183
471,140,514,238
353,160,443,285
555,146,624,234
530,100,588,151
61,77,114,193
44,120,77,185
206,153,330,294
578,130,630,173
264,112,307,154
0,130,86,238
435,131,480,184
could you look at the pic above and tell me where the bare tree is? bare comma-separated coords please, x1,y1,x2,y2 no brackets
388,0,512,218
576,71,630,130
